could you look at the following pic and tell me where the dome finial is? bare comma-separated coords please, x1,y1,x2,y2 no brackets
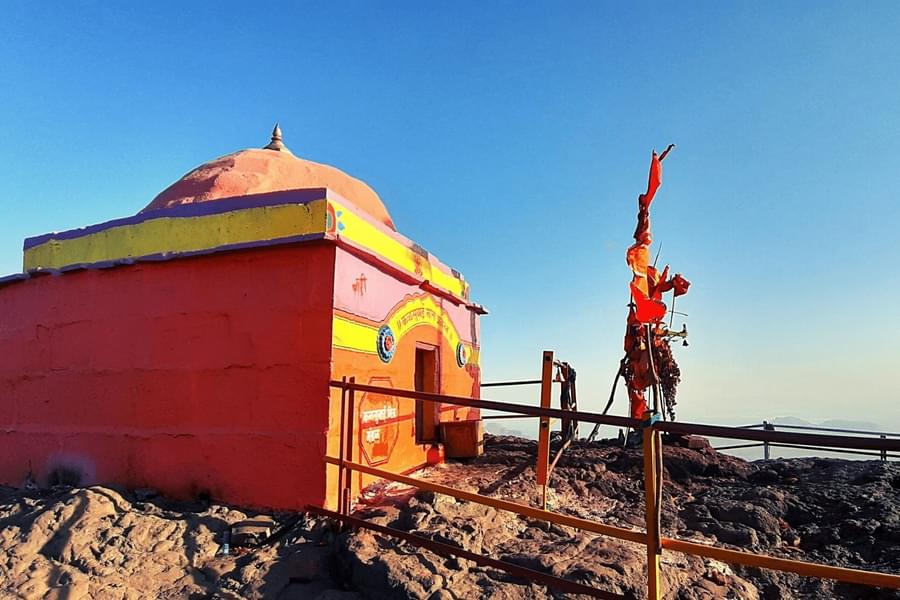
263,122,292,153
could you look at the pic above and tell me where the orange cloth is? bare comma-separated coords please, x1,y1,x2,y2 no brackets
629,389,648,421
630,283,667,324
640,151,663,209
626,243,650,296
672,273,691,297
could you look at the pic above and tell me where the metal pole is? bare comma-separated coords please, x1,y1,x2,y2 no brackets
337,376,348,514
481,379,543,388
536,351,554,510
643,425,662,599
763,421,772,460
342,377,356,515
645,324,660,413
882,435,887,462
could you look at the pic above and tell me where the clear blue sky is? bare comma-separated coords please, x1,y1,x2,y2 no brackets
2,3,898,428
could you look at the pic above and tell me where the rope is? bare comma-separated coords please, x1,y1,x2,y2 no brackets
587,357,626,443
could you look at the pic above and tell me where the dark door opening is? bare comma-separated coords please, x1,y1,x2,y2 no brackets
414,345,440,444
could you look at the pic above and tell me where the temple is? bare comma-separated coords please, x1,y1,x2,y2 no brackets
0,126,485,510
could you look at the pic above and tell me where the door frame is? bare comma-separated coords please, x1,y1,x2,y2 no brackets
414,342,441,444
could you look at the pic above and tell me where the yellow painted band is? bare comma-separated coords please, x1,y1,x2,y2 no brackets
23,196,473,307
333,295,479,366
387,294,463,351
24,200,328,271
333,315,378,354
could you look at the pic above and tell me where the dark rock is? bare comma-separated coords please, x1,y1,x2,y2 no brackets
749,469,779,485
133,487,158,501
231,517,274,547
713,524,760,547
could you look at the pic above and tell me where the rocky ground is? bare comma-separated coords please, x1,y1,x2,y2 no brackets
0,485,353,600
2,435,900,599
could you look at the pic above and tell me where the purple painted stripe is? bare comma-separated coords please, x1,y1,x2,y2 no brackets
23,232,328,277
0,272,29,288
23,188,329,249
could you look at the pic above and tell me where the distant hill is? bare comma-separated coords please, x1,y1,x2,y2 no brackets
820,419,884,431
772,416,882,432
771,416,812,426
483,421,527,438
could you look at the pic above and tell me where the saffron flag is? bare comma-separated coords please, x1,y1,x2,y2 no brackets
630,282,667,324
640,151,663,209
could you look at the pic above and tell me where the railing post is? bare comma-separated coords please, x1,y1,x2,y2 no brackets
763,421,773,460
881,435,887,462
536,350,554,510
338,376,348,515
643,421,662,600
342,376,356,515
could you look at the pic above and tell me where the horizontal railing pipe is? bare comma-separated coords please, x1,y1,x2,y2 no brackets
481,414,539,420
662,537,900,589
657,421,900,453
330,380,641,430
332,380,900,453
323,455,647,545
714,443,765,451
763,423,900,438
481,379,543,387
767,443,900,460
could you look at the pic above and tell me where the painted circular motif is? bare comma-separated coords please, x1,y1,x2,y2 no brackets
377,325,396,363
326,203,337,234
456,342,468,367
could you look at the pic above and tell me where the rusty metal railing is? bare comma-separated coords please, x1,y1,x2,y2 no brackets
716,420,900,461
481,378,542,387
324,353,900,598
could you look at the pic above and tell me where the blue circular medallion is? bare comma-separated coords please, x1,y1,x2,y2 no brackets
377,325,396,363
456,342,468,367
